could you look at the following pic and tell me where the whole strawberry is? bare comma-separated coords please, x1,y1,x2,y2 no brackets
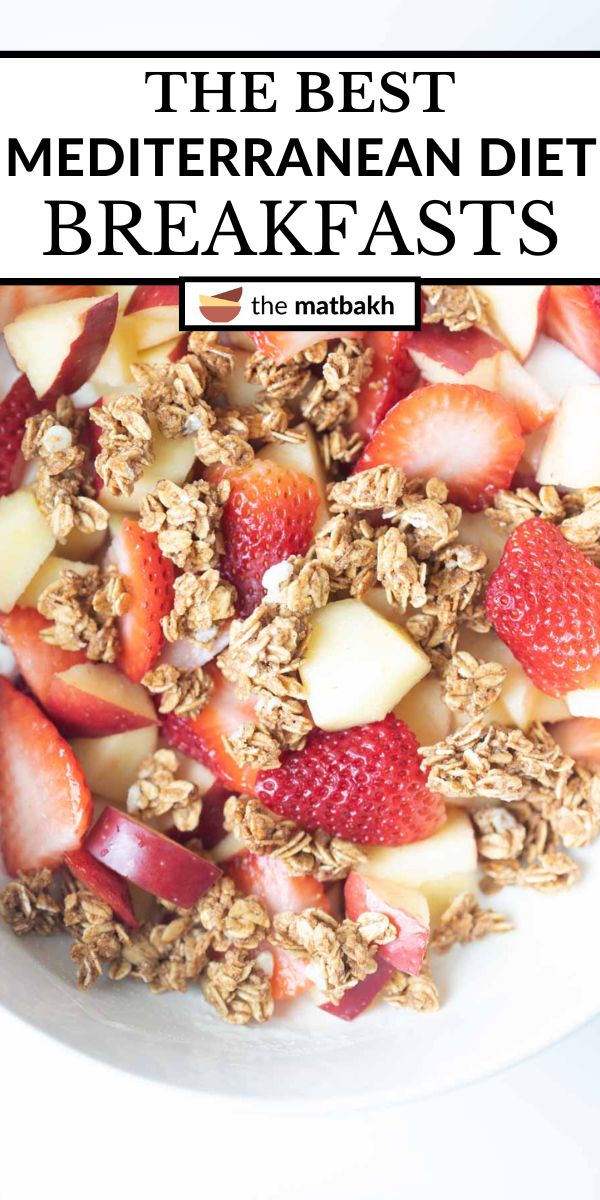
256,713,446,845
486,516,600,696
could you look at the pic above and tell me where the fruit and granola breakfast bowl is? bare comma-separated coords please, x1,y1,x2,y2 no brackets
0,281,599,1104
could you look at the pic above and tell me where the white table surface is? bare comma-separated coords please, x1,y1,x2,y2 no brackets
2,1006,599,1199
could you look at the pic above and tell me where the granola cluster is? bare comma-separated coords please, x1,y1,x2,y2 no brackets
37,565,128,663
420,718,571,803
429,892,513,953
487,485,600,562
224,794,366,882
422,719,600,894
90,393,154,496
0,870,62,937
442,652,507,717
139,477,230,571
202,948,274,1024
22,396,108,541
383,959,440,1013
142,662,212,717
138,476,236,650
422,285,487,332
271,907,397,1004
162,569,236,645
218,602,313,765
127,748,204,833
246,336,373,466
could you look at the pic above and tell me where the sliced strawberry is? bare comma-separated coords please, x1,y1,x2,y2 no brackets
269,948,312,1002
545,286,600,373
112,519,175,683
348,331,420,442
550,718,600,767
0,374,47,496
0,678,93,874
225,851,329,1000
0,607,86,711
356,383,525,511
0,284,95,332
161,662,259,793
64,845,139,926
216,458,320,615
248,330,347,364
257,714,445,846
486,518,600,696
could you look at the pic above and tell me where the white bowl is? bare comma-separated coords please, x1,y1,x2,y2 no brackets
1,850,599,1110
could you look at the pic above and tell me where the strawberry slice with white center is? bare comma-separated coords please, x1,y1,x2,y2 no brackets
111,519,175,684
545,286,600,374
0,678,93,874
347,331,420,442
161,662,259,793
248,330,347,365
355,382,525,511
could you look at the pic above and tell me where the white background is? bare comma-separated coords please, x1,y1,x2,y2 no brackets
2,53,600,278
3,4,600,1198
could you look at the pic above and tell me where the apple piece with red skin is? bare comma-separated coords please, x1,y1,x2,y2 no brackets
70,724,159,805
4,293,118,401
137,334,189,366
525,333,600,408
344,870,430,975
320,955,395,1021
477,285,549,362
64,845,139,926
48,662,159,737
85,805,221,907
124,285,180,314
122,286,181,351
408,324,556,432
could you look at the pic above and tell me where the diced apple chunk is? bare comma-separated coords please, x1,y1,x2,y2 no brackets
525,334,600,407
477,284,548,362
95,285,137,311
136,335,188,365
225,348,264,409
90,319,139,390
99,421,196,513
566,687,600,719
0,490,55,612
18,555,94,608
70,725,159,804
121,306,180,351
48,662,158,736
536,384,600,488
363,807,478,924
394,674,453,746
259,423,329,529
5,294,117,400
460,628,569,729
300,598,430,732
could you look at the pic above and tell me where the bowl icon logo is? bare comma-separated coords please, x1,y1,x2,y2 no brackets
199,286,243,324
